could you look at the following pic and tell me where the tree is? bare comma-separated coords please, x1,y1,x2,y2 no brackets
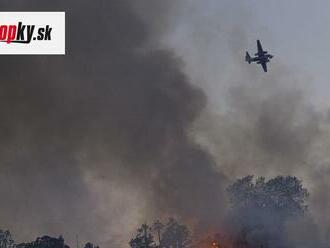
84,243,97,248
152,220,164,245
160,218,191,248
226,176,309,248
84,243,93,248
130,224,155,248
16,235,69,248
0,230,15,248
227,175,309,217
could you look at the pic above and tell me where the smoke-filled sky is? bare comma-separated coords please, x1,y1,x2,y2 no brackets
1,1,330,247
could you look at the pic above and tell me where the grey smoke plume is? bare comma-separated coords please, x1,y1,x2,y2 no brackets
165,0,330,246
0,0,227,247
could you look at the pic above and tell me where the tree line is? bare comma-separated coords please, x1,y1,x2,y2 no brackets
0,175,308,248
129,218,191,248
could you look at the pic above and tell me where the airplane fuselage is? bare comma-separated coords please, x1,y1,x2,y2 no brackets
245,40,273,72
255,54,273,63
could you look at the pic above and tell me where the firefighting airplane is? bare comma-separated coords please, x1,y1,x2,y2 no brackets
245,40,273,72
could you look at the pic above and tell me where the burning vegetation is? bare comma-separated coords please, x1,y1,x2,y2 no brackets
0,175,310,248
128,175,308,248
0,175,309,248
130,176,309,248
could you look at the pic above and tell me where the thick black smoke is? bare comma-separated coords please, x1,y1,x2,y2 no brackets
0,0,227,247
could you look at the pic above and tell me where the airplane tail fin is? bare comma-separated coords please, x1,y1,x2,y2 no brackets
245,52,251,64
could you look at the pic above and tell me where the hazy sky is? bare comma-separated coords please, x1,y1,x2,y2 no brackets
164,0,330,109
164,2,330,244
249,0,330,106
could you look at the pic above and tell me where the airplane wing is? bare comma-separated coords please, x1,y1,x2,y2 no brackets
261,62,267,72
257,40,263,53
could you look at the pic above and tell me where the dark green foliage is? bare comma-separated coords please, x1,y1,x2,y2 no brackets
227,175,309,217
226,176,309,248
160,218,191,248
0,230,14,248
84,243,93,248
130,224,155,248
83,242,98,248
16,236,69,248
130,219,191,248
152,220,164,245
